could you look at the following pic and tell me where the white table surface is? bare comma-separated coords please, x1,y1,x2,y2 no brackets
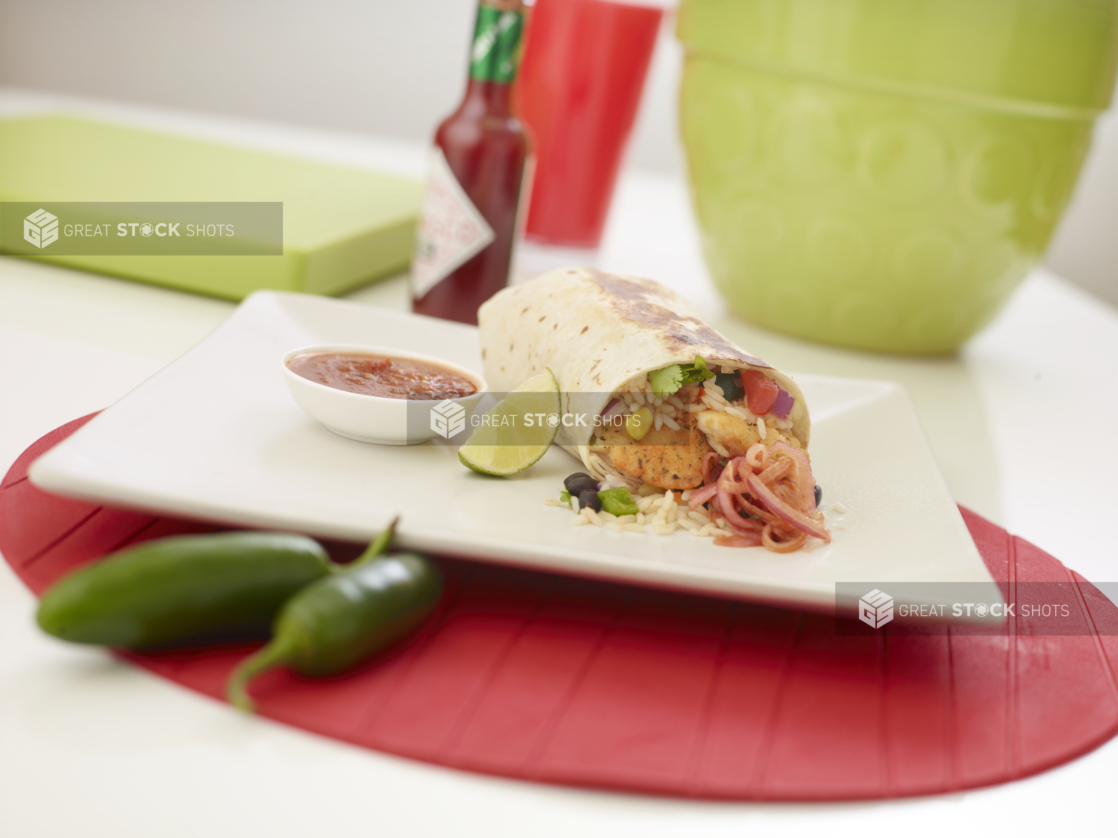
2,91,1117,837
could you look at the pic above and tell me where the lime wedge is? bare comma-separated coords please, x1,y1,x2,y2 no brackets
458,369,561,476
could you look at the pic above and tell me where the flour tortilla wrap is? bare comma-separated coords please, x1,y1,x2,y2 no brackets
477,268,810,481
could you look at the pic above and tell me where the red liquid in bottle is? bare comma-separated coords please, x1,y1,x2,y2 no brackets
411,3,531,325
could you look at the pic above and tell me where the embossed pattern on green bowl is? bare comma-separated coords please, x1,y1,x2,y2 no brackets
678,0,1118,354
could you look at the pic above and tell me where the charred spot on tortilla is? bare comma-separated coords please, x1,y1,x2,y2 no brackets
581,326,589,334
539,315,546,322
585,269,772,370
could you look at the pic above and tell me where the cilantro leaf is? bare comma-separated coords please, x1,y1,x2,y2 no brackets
682,356,715,386
560,490,573,509
648,365,684,399
648,356,715,399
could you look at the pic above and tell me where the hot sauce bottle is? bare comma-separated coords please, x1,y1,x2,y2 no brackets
410,0,531,325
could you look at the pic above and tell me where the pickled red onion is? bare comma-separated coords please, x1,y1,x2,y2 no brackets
699,440,829,552
688,483,719,510
771,387,795,420
744,473,830,541
714,534,764,548
701,451,723,485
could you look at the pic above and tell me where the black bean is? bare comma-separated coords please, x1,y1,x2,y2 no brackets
814,484,822,508
578,490,602,512
567,477,600,497
714,371,744,403
563,472,592,492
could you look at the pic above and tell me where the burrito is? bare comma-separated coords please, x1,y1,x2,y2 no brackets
478,268,828,551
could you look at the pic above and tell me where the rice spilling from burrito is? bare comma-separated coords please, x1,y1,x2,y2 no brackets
478,268,829,550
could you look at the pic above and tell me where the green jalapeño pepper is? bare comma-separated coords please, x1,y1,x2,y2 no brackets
36,532,336,649
227,535,443,712
598,486,639,516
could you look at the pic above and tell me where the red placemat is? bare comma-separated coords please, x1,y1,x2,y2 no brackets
3,414,1118,800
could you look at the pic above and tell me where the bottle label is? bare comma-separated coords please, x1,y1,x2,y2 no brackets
469,5,525,84
411,146,496,300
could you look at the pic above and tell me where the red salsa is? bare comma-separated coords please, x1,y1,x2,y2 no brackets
288,352,477,400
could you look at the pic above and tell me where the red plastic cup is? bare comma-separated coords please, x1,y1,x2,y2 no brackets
515,0,663,249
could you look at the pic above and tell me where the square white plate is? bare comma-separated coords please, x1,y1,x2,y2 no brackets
29,291,998,616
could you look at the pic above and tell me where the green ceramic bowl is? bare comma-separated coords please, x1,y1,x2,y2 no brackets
678,0,1118,353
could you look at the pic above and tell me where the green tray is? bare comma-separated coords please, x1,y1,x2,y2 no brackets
0,114,422,300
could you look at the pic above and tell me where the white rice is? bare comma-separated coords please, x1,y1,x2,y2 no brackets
618,377,699,432
550,486,725,540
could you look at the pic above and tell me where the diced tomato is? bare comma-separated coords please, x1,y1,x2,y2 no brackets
741,369,779,415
